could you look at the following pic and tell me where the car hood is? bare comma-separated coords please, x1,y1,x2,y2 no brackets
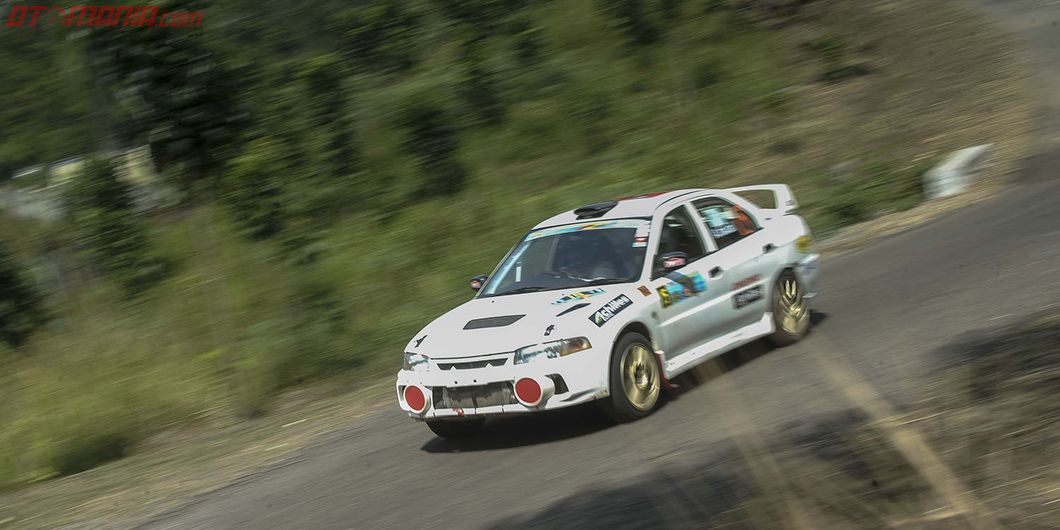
404,285,638,359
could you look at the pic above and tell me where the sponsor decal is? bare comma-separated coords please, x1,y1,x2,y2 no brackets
733,285,764,309
528,219,649,241
662,255,686,269
552,288,606,305
632,223,651,247
589,294,633,327
413,335,427,347
637,285,652,297
544,324,555,336
709,223,737,239
796,235,813,253
730,274,761,291
656,272,707,308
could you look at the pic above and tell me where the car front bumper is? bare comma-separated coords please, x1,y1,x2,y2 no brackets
395,350,608,420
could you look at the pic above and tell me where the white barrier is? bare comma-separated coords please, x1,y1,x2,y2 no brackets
923,144,992,200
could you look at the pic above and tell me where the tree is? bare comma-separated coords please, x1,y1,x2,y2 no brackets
0,241,49,350
0,24,93,169
596,0,671,45
402,102,468,197
86,0,245,192
333,0,421,73
433,0,529,37
459,59,506,127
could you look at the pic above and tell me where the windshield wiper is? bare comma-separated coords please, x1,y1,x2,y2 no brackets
580,278,629,287
499,286,549,295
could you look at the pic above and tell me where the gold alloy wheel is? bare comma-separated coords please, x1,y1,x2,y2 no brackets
621,342,660,411
779,276,809,334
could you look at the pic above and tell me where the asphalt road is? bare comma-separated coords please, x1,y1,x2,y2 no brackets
139,2,1060,528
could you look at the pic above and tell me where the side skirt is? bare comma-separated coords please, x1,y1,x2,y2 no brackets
663,313,775,379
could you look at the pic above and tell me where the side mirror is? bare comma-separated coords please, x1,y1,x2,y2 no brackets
470,274,488,292
659,252,688,271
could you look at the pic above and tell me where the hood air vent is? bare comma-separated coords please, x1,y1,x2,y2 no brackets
463,315,525,330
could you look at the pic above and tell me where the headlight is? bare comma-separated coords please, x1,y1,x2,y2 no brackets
514,337,592,365
403,352,430,371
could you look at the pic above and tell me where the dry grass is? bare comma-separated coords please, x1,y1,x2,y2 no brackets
722,0,1037,248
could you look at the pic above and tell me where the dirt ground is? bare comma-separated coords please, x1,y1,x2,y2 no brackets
491,311,1060,529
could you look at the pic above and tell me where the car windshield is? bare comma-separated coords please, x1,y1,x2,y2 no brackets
479,219,650,297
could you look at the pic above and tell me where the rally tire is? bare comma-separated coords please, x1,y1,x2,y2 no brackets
600,332,661,423
426,418,485,439
767,269,810,347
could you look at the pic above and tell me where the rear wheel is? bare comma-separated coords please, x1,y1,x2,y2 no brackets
767,270,810,346
600,332,661,422
426,417,485,439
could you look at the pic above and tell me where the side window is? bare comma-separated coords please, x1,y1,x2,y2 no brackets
694,198,759,250
654,206,707,277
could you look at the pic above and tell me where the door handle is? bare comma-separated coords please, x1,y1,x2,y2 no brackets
709,266,723,278
763,243,775,254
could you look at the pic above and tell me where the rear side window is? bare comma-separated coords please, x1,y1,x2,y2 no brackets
654,206,707,278
694,198,759,249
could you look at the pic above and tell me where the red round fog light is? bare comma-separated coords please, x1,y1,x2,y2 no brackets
514,378,543,406
403,385,427,413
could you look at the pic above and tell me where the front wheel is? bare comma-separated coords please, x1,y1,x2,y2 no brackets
600,332,662,423
426,417,485,438
767,270,810,346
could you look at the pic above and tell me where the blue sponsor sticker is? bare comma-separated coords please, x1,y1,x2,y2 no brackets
657,272,707,308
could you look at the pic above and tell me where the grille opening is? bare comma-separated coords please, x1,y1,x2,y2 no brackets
436,357,508,370
546,374,569,394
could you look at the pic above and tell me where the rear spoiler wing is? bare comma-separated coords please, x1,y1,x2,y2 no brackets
726,184,798,216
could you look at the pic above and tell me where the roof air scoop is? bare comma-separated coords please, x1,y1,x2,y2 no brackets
574,200,618,219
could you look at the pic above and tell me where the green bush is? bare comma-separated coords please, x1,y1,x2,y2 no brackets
0,241,49,349
703,0,728,12
596,0,662,45
333,0,422,73
460,60,507,127
50,432,135,476
400,99,469,198
223,138,290,241
65,159,171,296
693,61,724,89
512,25,547,66
809,159,930,233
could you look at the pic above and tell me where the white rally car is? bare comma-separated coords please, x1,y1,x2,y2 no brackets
397,186,819,438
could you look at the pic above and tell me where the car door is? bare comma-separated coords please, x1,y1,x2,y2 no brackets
648,204,723,363
692,196,783,333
